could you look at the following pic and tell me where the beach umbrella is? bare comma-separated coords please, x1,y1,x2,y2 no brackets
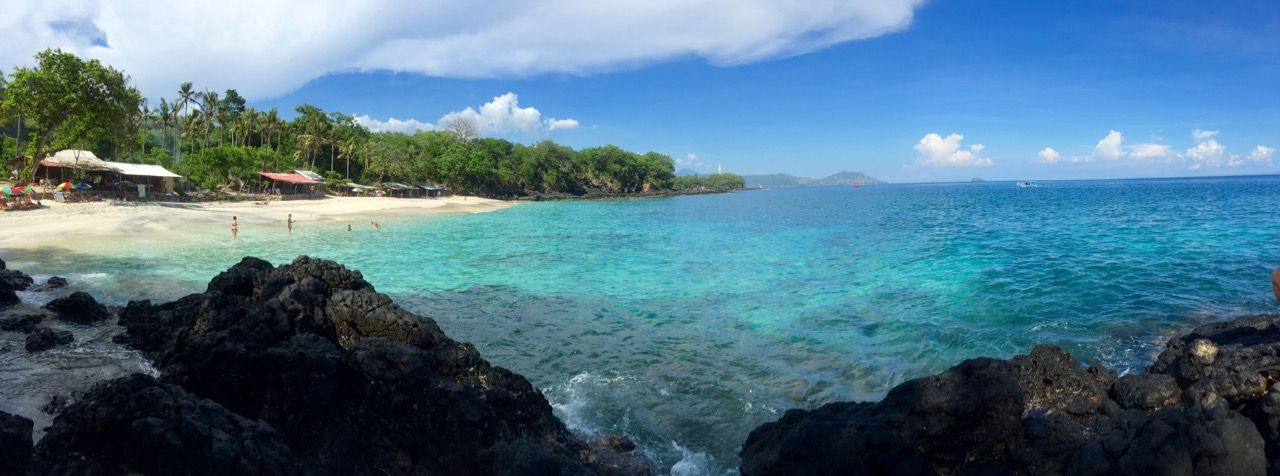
74,182,91,190
0,186,13,196
56,182,74,191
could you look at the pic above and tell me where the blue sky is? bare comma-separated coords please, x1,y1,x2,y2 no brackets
5,0,1278,182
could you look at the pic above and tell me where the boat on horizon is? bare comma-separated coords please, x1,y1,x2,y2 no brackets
1017,181,1039,188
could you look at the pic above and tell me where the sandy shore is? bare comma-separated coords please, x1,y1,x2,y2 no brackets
0,195,513,251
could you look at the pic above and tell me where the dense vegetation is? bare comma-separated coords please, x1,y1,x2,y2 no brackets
0,49,743,198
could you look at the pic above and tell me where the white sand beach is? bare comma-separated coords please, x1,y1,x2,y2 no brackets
0,195,513,251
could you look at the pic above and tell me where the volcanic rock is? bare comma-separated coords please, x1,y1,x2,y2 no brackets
42,276,67,289
24,327,73,352
740,343,1267,475
0,267,32,306
28,374,297,475
0,312,44,333
116,256,650,475
0,410,33,476
44,291,110,322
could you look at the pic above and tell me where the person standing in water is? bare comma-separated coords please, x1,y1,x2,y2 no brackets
287,214,294,234
231,216,239,239
347,224,352,232
371,221,381,230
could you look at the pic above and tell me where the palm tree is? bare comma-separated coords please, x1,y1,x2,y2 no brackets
175,82,195,160
338,139,357,179
158,98,172,153
263,107,280,152
199,90,219,150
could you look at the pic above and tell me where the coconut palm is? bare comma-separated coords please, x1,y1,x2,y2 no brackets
158,98,172,153
175,82,195,159
199,90,219,149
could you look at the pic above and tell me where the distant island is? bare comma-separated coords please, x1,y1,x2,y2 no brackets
742,171,886,188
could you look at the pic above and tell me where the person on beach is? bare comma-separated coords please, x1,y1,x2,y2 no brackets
287,214,294,234
371,221,381,230
231,216,239,239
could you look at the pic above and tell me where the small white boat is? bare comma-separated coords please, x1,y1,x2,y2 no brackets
1017,181,1039,188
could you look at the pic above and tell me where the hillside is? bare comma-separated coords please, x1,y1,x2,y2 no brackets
742,171,886,188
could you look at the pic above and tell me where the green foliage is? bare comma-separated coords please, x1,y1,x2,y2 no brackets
673,173,746,191
1,49,726,197
0,49,141,181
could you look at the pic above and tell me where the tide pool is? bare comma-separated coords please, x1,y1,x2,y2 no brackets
7,176,1280,474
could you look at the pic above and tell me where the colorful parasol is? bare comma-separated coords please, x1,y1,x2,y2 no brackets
56,182,74,191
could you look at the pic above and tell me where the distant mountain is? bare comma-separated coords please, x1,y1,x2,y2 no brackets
676,168,700,177
742,171,886,188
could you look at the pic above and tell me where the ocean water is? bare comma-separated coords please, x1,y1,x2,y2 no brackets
5,176,1280,474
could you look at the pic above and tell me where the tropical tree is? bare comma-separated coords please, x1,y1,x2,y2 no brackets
0,49,141,181
175,82,195,160
199,89,219,149
157,97,172,153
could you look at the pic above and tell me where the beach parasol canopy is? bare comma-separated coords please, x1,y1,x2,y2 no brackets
74,182,91,190
0,186,13,196
56,182,74,191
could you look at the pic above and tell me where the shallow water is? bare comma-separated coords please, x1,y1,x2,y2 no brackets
3,176,1280,473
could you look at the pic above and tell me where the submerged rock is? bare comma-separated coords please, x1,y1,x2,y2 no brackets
24,327,73,352
740,342,1269,475
29,374,297,475
42,276,67,289
0,312,44,333
0,410,33,476
116,256,650,475
44,291,110,322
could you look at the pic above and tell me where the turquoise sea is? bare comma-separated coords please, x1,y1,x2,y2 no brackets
7,176,1280,474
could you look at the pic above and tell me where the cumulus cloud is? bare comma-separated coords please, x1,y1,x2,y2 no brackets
1186,137,1226,168
544,118,580,131
1248,145,1276,164
0,0,926,99
1129,143,1174,161
353,115,435,134
914,133,992,167
1038,147,1061,163
356,92,575,137
1093,130,1124,160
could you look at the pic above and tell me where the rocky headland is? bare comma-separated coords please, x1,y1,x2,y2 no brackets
0,256,650,475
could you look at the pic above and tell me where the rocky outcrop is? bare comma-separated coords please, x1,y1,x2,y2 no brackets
0,260,32,306
0,410,33,476
24,327,73,352
740,315,1280,476
114,256,649,475
44,291,110,322
29,374,298,475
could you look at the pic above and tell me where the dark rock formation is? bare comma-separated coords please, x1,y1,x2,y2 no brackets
0,312,44,333
28,374,297,475
0,411,33,476
44,291,110,322
42,276,68,289
24,327,73,352
0,266,32,306
741,341,1270,476
116,256,649,475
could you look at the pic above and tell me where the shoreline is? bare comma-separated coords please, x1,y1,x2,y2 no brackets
0,195,514,252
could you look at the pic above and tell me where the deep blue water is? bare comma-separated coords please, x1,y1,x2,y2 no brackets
5,176,1280,474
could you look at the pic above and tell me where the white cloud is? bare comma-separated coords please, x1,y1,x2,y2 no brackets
1129,143,1174,160
544,118,580,131
1248,145,1276,164
1192,128,1220,141
353,115,434,134
914,133,993,167
0,0,925,99
356,92,575,137
1186,138,1226,167
1093,130,1124,160
1038,147,1061,163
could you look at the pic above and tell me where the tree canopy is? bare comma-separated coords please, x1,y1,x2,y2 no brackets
0,49,744,197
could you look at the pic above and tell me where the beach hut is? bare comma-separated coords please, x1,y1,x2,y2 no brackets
417,182,447,198
102,161,183,195
333,182,374,196
381,182,421,198
34,150,117,190
259,172,320,199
